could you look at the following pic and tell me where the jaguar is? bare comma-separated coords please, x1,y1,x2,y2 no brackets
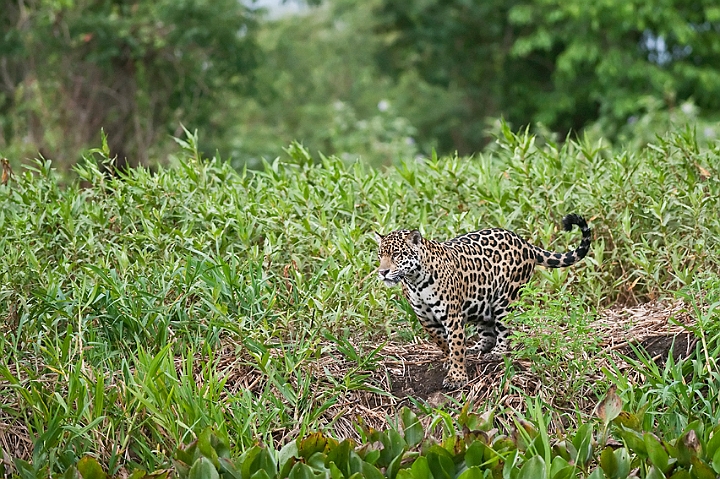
375,214,591,389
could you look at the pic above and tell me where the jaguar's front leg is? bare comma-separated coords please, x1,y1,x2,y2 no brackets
420,321,450,357
442,312,468,389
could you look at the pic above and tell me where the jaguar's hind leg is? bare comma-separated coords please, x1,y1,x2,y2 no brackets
489,300,512,354
465,302,497,354
476,321,497,353
491,320,509,353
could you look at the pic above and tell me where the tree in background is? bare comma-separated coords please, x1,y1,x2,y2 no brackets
0,0,259,167
375,0,720,153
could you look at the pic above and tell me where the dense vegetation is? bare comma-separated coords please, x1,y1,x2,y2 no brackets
3,2,720,478
1,128,719,477
3,0,720,167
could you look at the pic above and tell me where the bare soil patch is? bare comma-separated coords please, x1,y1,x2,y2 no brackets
378,299,696,412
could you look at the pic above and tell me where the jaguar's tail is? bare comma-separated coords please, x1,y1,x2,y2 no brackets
533,214,591,268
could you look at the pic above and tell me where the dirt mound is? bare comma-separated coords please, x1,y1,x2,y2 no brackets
381,299,696,410
624,332,696,363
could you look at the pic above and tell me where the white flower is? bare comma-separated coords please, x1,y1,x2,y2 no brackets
680,102,695,116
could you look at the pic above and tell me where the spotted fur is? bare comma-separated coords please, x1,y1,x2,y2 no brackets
374,214,591,389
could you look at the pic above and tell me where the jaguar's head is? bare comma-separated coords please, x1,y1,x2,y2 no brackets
373,229,424,286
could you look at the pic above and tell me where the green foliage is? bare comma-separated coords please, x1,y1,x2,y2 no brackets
54,396,720,478
223,2,422,168
1,128,720,474
605,276,720,438
5,0,720,166
0,0,259,166
510,287,603,404
509,0,720,129
373,0,720,151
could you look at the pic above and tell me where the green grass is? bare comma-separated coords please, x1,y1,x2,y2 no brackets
1,126,719,475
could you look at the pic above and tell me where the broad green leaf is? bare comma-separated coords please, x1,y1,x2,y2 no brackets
349,451,365,475
493,435,516,453
676,430,700,468
457,466,485,479
298,433,329,459
175,441,198,469
690,456,716,479
218,458,242,479
77,456,107,479
173,459,191,479
617,428,646,456
712,445,720,474
395,470,413,479
613,412,641,431
705,425,720,460
611,448,630,479
668,470,691,479
550,465,576,479
288,462,316,479
503,450,519,479
552,441,571,462
549,455,569,476
517,455,545,479
198,429,221,469
307,452,329,473
587,468,605,479
646,466,665,479
240,447,263,479
410,456,432,479
326,439,353,477
188,457,219,479
572,423,594,467
328,463,344,479
256,447,278,478
386,451,410,479
362,449,381,466
278,441,299,476
279,457,297,479
599,447,617,478
63,466,82,479
378,430,407,468
465,441,486,468
401,407,424,448
211,434,231,460
427,450,454,479
460,408,494,432
644,433,669,473
361,461,385,479
250,470,272,479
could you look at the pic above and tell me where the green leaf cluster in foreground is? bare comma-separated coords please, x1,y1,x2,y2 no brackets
52,391,720,479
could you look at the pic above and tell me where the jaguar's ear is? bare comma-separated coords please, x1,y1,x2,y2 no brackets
407,230,422,246
373,231,384,244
